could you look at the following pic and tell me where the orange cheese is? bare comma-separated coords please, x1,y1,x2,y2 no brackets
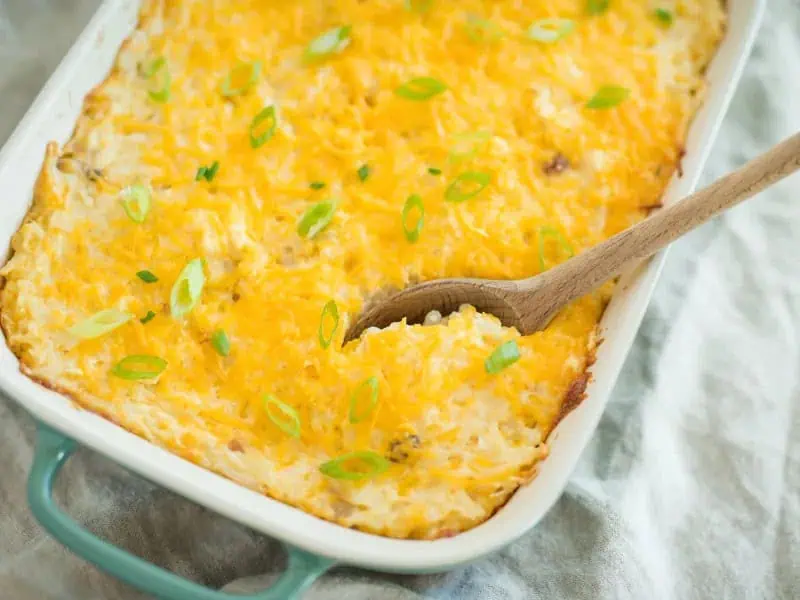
0,0,725,538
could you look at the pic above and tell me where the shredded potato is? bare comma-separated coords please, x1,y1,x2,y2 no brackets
0,0,725,538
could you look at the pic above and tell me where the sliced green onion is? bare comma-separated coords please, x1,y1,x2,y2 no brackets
207,161,221,181
538,225,575,271
357,164,370,182
587,0,610,15
141,56,164,78
527,18,576,43
445,171,491,203
144,56,171,103
140,310,156,324
654,8,674,26
427,167,442,176
220,60,261,97
263,394,301,438
68,309,132,339
136,270,158,283
249,106,277,148
318,299,339,349
111,354,167,380
196,161,220,182
348,376,379,423
404,0,433,13
304,25,352,62
464,15,504,43
394,77,447,101
449,130,491,163
119,184,151,224
170,258,206,318
402,194,424,243
319,451,390,480
310,181,326,190
586,85,630,109
297,199,337,240
211,329,230,357
484,340,521,374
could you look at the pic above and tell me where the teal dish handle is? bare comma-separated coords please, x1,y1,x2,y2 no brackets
27,424,335,600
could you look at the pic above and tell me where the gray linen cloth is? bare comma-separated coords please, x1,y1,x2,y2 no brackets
0,1,798,598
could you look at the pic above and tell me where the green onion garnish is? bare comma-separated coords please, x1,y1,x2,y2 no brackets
319,451,390,481
211,329,230,357
297,199,337,240
654,8,674,26
404,0,433,12
144,57,171,103
249,106,277,148
304,25,352,62
119,184,151,224
427,167,442,175
141,56,164,78
484,340,521,374
394,77,447,101
402,194,424,243
318,299,339,349
111,354,167,380
449,130,491,163
587,0,610,15
170,258,205,318
464,15,504,43
195,161,220,182
527,18,576,43
348,376,379,423
357,164,370,182
586,85,630,109
263,394,301,438
538,225,575,271
136,270,158,283
140,311,156,324
445,171,491,203
220,60,261,97
67,309,132,339
310,181,326,190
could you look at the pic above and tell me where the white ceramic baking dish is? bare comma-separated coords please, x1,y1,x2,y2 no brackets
0,1,764,598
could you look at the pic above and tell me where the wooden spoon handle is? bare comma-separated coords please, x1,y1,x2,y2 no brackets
523,132,800,319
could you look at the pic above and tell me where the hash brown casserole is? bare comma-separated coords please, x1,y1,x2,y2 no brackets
0,0,725,538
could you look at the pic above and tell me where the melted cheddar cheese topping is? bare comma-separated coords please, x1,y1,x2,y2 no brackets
0,0,725,538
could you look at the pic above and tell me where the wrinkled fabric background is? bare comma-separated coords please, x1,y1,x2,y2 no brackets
0,1,798,598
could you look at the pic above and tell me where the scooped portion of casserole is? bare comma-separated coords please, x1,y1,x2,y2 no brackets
0,0,725,538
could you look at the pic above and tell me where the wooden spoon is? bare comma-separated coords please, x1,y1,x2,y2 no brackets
345,132,800,342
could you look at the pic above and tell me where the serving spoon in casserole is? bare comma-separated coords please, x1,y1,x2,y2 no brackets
346,132,800,342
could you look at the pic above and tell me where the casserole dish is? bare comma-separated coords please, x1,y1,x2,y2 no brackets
0,0,763,598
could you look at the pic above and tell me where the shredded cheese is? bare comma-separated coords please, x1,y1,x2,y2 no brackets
0,0,725,539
